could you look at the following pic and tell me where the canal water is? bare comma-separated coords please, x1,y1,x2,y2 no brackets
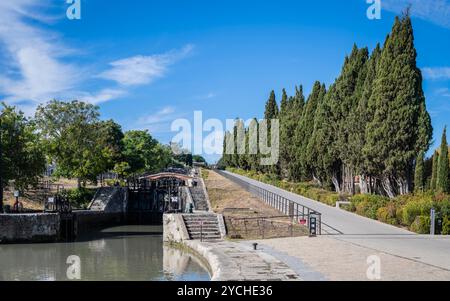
0,225,210,281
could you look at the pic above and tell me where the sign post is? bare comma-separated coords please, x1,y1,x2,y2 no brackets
309,215,317,237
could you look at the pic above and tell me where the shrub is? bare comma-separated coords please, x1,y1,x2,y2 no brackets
442,217,450,235
410,215,431,234
350,194,389,220
400,199,433,226
62,188,96,208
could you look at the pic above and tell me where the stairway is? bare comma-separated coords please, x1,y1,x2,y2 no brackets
189,181,209,211
183,214,222,240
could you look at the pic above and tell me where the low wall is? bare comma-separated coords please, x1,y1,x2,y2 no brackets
0,213,60,243
163,214,190,243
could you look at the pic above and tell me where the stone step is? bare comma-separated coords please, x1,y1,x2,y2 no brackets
184,220,217,224
187,227,219,232
190,234,221,239
184,217,217,222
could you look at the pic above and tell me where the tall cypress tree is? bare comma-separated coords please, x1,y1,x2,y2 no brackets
437,127,449,193
431,151,439,191
295,82,324,182
364,14,432,197
414,151,425,193
344,44,381,194
264,91,279,175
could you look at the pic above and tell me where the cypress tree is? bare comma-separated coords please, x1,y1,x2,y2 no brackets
285,86,305,180
349,44,382,194
279,89,290,178
414,151,425,193
295,82,323,181
263,91,279,175
431,151,439,191
437,127,449,193
364,14,432,197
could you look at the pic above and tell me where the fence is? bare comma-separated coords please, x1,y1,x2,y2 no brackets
217,171,324,235
226,215,310,239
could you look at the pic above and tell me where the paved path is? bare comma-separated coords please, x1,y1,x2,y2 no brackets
222,171,450,271
255,237,450,281
184,240,300,281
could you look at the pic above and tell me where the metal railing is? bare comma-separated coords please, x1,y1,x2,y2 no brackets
218,171,326,235
226,215,310,239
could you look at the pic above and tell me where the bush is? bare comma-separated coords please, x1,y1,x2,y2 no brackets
62,188,96,208
376,203,398,225
442,217,450,235
350,194,389,220
400,198,433,226
410,215,431,234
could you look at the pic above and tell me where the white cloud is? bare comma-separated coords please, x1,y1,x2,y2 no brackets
139,106,177,125
0,0,81,107
422,67,450,80
0,1,193,112
382,0,450,29
79,89,127,105
98,45,194,86
436,87,450,97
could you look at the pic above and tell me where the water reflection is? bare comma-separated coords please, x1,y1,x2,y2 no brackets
0,225,210,281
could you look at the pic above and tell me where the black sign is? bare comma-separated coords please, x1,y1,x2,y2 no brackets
309,216,317,237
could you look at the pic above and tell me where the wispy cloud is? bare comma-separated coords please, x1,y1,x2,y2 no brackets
0,0,81,107
79,89,127,105
436,87,450,97
98,45,194,86
137,106,187,134
382,0,450,29
0,1,193,112
422,67,450,80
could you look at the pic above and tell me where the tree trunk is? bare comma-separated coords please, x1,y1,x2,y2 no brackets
359,174,369,194
332,173,341,194
382,176,395,199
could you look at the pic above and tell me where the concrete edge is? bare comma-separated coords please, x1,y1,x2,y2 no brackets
182,240,240,281
199,171,214,213
217,214,227,239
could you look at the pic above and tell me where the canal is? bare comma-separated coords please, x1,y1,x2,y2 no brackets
0,225,210,281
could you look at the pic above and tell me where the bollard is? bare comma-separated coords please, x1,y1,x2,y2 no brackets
253,243,258,250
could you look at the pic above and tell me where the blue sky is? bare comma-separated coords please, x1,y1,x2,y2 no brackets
0,0,449,163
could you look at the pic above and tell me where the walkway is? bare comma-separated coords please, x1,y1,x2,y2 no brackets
255,237,450,281
221,171,450,272
183,240,300,281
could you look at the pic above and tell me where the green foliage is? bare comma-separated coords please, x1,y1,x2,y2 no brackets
1,103,46,190
350,194,389,219
442,216,450,235
61,187,96,208
113,161,131,179
35,100,114,185
436,127,449,193
414,151,425,193
431,151,439,191
122,130,173,174
410,216,431,234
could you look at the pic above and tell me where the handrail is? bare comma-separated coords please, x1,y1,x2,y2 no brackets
217,170,327,235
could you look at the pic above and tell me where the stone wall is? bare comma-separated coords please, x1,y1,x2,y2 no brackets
163,214,190,243
0,213,60,243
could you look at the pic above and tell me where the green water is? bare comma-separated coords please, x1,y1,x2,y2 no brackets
0,225,210,281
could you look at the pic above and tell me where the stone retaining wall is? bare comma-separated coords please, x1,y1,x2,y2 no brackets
0,213,60,243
